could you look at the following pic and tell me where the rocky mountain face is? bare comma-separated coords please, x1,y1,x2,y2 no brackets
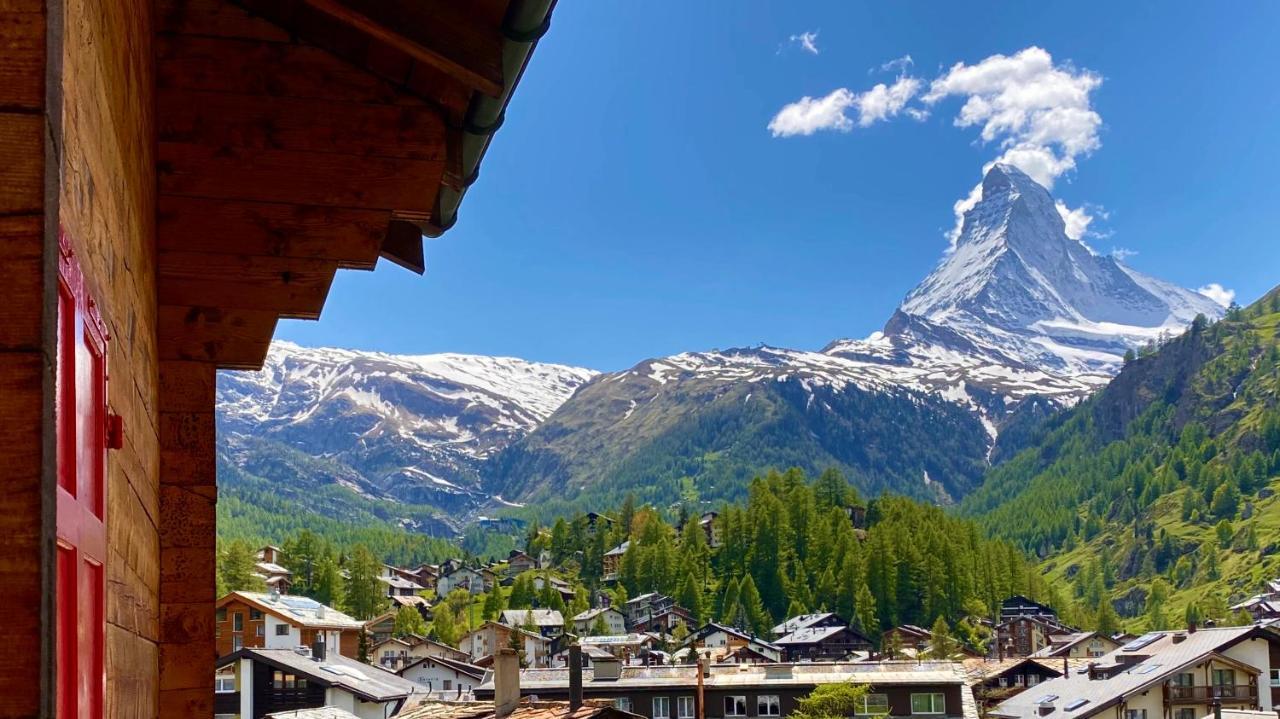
485,164,1225,508
216,342,596,512
217,164,1227,522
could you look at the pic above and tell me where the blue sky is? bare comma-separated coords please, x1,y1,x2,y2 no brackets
277,1,1280,371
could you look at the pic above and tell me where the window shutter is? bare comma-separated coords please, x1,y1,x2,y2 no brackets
55,233,110,719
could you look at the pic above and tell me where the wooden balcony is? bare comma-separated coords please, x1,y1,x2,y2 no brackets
1164,685,1258,704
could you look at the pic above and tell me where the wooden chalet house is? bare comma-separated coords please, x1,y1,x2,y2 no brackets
0,0,557,715
214,591,364,659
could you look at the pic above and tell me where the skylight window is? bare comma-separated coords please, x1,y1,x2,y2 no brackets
1133,664,1162,675
1036,695,1059,705
1065,699,1090,711
1120,633,1161,652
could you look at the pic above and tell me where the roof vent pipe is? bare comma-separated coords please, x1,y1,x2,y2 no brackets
568,644,583,711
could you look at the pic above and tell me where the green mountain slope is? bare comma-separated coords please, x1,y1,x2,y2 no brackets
962,286,1280,628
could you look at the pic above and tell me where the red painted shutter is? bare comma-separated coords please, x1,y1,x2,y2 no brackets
55,232,109,719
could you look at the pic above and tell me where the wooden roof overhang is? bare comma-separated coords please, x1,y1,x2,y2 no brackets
155,0,554,369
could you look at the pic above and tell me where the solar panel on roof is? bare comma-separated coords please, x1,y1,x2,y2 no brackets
1133,664,1161,674
1120,633,1160,652
1065,699,1089,711
1036,695,1059,705
281,597,321,609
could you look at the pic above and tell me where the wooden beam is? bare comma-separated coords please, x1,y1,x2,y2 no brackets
156,33,420,105
158,251,337,319
156,0,292,42
297,0,503,97
157,196,389,268
0,4,45,110
157,305,278,369
157,89,447,161
158,141,441,210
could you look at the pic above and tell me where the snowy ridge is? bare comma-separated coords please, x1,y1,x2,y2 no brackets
216,341,596,506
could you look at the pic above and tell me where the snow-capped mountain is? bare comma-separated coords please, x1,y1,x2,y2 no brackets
216,341,596,508
487,165,1227,508
866,163,1222,375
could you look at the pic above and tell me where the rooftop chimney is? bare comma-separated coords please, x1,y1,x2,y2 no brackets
494,648,520,718
568,644,583,711
311,636,326,662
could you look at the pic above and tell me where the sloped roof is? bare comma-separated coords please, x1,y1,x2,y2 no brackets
219,591,362,630
991,626,1269,719
771,612,840,636
266,707,362,719
774,625,863,646
399,700,639,719
573,607,622,622
225,648,421,703
501,609,564,627
400,654,486,681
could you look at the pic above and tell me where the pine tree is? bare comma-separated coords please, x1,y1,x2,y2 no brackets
737,575,771,636
393,605,428,637
678,572,705,624
590,614,609,636
718,577,741,624
1094,600,1121,636
482,589,505,621
219,539,266,593
343,544,386,620
431,604,458,646
927,616,958,659
312,549,343,607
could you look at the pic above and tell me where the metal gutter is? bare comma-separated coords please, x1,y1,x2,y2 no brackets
425,0,558,237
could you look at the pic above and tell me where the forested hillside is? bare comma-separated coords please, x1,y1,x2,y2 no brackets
963,286,1280,630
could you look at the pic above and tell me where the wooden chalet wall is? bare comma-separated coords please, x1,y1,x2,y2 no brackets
0,0,52,716
1,0,520,715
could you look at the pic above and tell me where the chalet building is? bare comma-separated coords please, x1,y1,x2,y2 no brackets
603,542,630,581
379,564,428,598
680,623,783,663
1030,631,1122,659
215,645,421,718
773,625,874,662
508,551,539,575
400,565,440,593
1231,580,1280,622
586,512,616,534
256,546,295,594
216,591,364,659
771,613,847,640
439,566,490,596
372,634,472,671
624,593,678,627
1000,595,1062,622
630,606,696,636
0,0,558,713
563,634,659,664
391,594,434,618
460,621,553,668
997,616,1077,659
531,575,578,603
962,657,1070,713
883,624,935,655
573,608,628,636
474,660,978,719
500,609,566,638
553,645,624,669
991,625,1280,719
366,611,400,646
677,512,721,548
398,655,486,700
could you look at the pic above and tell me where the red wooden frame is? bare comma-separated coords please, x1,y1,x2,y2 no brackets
55,229,109,719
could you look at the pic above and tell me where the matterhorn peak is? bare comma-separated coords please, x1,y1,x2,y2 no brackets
885,165,1223,375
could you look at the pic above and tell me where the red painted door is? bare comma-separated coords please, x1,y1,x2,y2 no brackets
55,233,108,719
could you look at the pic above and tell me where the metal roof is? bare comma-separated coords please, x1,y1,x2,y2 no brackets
771,613,839,636
991,626,1268,719
226,648,422,703
220,591,363,630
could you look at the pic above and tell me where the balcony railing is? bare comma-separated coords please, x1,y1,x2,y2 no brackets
1164,685,1258,704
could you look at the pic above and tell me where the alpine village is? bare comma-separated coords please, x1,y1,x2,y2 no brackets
4,2,1280,719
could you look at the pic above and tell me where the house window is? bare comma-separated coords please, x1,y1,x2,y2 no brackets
1175,709,1196,719
215,672,236,693
1028,675,1040,686
232,636,243,652
216,608,227,622
256,625,264,637
910,693,945,715
276,624,290,637
233,613,243,632
444,680,453,691
998,678,1008,688
757,695,780,716
615,698,633,712
1172,673,1194,687
653,696,671,718
857,694,889,716
1213,669,1236,688
249,609,263,620
1124,710,1146,719
54,242,109,719
725,696,747,717
677,696,695,719
1271,669,1280,688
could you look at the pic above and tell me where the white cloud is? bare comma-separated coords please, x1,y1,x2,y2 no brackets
788,31,820,55
768,76,922,137
1197,283,1236,308
879,54,914,74
771,47,1106,249
1109,247,1138,261
1055,200,1094,242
